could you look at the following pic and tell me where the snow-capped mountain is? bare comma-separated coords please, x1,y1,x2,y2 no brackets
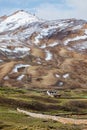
0,10,87,89
0,10,39,32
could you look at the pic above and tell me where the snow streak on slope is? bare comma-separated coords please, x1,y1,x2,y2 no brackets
12,64,30,73
17,75,25,81
48,42,59,47
64,35,87,45
0,46,30,53
45,50,52,61
73,42,87,50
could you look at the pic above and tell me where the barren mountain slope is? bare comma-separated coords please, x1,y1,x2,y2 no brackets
0,10,87,89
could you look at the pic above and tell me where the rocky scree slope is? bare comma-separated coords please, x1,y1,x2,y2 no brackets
0,10,87,89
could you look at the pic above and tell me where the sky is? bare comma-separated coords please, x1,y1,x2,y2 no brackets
0,0,87,20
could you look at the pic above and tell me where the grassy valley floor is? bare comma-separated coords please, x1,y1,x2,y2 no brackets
0,86,87,130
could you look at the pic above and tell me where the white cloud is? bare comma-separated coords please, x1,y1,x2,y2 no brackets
35,3,71,20
66,0,87,18
0,0,87,20
35,0,87,20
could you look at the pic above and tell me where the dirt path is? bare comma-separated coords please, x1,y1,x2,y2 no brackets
17,108,87,125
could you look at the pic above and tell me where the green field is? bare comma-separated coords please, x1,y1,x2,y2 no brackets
0,86,87,130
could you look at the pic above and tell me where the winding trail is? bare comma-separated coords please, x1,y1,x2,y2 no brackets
17,108,87,125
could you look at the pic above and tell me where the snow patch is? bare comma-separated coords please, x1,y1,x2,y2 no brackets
63,73,69,78
40,25,59,36
36,57,42,64
17,75,25,81
12,64,30,73
37,61,41,64
45,50,52,61
48,42,59,47
55,74,60,78
64,35,87,45
73,42,87,50
72,25,82,30
85,30,87,35
34,25,59,45
34,34,43,45
0,46,30,53
40,44,46,49
0,47,11,53
4,76,9,80
0,60,3,62
13,47,30,53
58,81,64,86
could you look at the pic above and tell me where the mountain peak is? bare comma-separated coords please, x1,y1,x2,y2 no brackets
0,10,39,32
9,9,39,23
11,10,34,17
